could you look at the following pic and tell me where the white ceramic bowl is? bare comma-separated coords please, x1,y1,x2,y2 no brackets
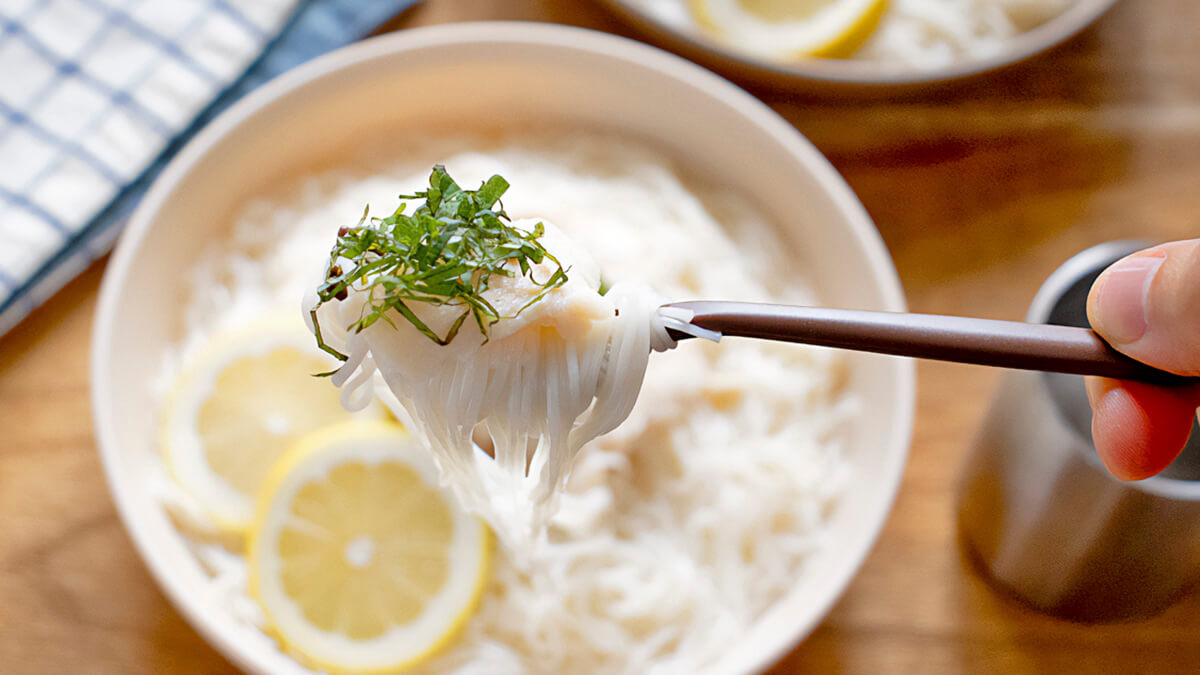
91,22,915,675
598,0,1120,88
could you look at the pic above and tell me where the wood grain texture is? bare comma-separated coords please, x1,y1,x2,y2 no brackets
2,1,1198,672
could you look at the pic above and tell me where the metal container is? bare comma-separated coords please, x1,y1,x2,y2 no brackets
957,241,1200,622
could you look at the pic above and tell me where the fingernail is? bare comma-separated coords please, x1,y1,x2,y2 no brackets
1092,254,1165,345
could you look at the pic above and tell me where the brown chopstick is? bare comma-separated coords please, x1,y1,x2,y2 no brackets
663,301,1197,386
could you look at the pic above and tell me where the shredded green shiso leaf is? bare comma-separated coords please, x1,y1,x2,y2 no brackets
310,165,569,362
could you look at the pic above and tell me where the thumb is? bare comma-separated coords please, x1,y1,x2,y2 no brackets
1087,239,1200,376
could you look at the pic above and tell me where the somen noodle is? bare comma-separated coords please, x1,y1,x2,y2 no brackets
156,134,853,673
306,167,715,548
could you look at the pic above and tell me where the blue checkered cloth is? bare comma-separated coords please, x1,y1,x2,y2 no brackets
0,0,419,336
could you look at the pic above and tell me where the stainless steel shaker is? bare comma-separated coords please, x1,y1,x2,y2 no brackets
957,241,1200,622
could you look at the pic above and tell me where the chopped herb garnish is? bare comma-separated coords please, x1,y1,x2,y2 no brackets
310,165,569,361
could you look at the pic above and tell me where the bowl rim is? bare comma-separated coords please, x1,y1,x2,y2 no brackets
597,0,1121,86
91,21,916,675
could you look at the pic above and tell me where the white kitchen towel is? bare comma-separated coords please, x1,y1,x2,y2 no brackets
0,0,419,336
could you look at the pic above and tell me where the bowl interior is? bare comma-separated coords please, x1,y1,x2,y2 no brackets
92,23,913,675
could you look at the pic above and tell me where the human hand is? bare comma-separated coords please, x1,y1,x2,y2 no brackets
1086,239,1200,480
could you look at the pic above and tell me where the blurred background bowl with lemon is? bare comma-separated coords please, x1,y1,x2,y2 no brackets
598,0,1120,88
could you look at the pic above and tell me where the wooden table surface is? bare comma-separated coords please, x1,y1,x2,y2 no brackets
3,0,1199,672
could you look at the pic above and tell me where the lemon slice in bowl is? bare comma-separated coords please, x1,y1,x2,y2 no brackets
162,315,378,533
689,0,888,59
248,421,489,674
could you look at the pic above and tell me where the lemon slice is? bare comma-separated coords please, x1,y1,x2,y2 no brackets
689,0,888,59
248,421,489,674
163,314,378,532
